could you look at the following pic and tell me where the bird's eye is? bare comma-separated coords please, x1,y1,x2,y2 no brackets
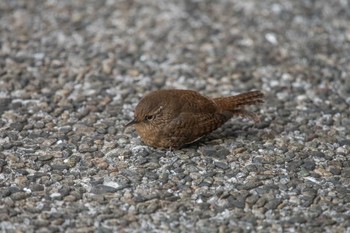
145,115,154,121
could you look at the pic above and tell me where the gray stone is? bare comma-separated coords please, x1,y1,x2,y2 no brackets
0,0,349,232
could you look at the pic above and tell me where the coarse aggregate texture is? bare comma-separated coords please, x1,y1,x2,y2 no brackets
0,0,349,232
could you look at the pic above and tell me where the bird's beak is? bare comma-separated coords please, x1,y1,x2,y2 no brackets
125,119,138,128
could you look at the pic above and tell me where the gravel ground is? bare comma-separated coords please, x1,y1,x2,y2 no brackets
1,0,350,232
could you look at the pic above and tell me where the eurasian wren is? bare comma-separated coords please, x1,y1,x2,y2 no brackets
126,89,264,149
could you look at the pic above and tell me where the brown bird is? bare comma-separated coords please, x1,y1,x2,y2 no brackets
125,89,264,149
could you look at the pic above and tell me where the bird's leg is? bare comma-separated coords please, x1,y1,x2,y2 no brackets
231,109,260,123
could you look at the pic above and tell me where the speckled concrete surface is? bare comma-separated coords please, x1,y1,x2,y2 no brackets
0,0,349,232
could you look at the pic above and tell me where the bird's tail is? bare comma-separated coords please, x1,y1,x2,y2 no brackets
213,91,264,122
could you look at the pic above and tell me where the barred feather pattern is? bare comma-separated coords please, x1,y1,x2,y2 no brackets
213,91,264,113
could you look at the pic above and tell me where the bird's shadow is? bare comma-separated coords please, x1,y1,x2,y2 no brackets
208,121,257,139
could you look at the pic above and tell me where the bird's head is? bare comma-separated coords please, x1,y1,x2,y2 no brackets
125,95,165,128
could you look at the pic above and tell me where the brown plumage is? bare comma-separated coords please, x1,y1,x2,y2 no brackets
125,89,264,149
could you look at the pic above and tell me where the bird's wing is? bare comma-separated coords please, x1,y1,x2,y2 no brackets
177,90,219,114
162,112,231,148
